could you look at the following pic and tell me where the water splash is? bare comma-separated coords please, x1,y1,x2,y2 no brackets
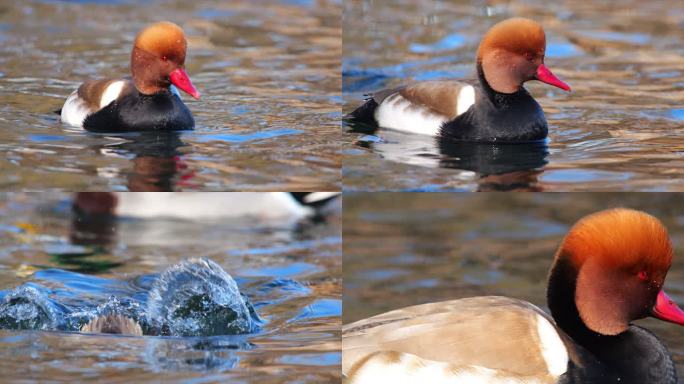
147,258,259,336
0,259,260,337
0,284,58,331
66,296,147,333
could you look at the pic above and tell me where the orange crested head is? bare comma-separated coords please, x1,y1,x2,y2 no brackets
559,208,672,284
476,17,546,63
133,21,187,66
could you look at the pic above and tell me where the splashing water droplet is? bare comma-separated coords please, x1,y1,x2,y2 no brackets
0,284,57,331
147,258,258,336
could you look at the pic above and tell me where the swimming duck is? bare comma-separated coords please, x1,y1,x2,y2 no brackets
348,17,570,142
343,208,684,383
60,21,200,132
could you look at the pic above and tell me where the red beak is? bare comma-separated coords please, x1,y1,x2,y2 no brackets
535,64,571,92
651,290,684,326
169,68,201,100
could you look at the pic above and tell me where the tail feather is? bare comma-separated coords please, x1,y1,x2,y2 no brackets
290,192,340,209
346,97,378,125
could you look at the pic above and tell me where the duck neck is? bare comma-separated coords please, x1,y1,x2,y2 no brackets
476,63,529,109
547,257,677,383
131,47,170,95
439,64,548,142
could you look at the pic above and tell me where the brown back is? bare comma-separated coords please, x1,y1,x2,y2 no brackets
77,79,135,110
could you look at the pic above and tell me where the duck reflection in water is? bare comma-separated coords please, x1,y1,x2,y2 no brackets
437,137,548,192
94,131,194,191
348,121,548,191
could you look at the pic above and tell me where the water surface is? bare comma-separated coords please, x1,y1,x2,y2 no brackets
343,193,684,380
0,0,341,191
0,193,341,382
343,0,684,191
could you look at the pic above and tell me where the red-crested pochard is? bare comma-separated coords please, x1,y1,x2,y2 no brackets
343,208,684,383
348,17,571,142
60,21,200,132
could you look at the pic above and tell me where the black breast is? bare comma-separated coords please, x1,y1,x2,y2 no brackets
585,326,678,384
83,89,195,133
559,327,678,384
439,86,548,143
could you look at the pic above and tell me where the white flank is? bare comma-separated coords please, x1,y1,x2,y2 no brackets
374,94,447,136
536,314,569,377
350,352,546,384
457,85,475,115
114,192,313,221
60,90,92,128
99,80,126,108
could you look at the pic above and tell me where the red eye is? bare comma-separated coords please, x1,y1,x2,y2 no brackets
637,271,648,281
162,56,168,62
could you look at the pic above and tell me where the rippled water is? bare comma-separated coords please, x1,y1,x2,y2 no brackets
343,193,684,381
343,0,684,191
0,193,341,382
0,0,341,191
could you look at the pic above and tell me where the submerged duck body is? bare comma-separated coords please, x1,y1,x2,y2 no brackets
343,209,684,383
60,22,200,132
349,18,570,142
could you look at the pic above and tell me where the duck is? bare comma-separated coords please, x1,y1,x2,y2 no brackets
342,208,684,384
348,17,571,142
80,314,143,336
60,21,200,132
